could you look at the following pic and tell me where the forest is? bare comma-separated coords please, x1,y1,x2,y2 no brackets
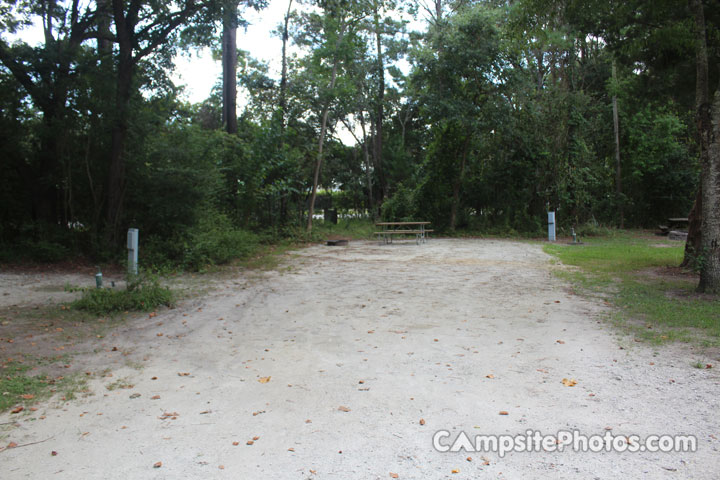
0,0,719,291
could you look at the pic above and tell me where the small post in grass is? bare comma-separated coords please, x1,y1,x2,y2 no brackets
548,211,556,242
95,266,103,289
127,228,139,276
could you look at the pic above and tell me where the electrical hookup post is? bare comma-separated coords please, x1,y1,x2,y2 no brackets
548,212,556,242
127,228,139,278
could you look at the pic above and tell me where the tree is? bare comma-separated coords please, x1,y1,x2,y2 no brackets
0,1,98,224
105,0,266,243
295,0,371,232
690,0,720,293
411,4,500,229
222,0,239,134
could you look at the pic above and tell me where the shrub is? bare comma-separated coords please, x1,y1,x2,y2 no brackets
183,212,261,270
72,276,173,315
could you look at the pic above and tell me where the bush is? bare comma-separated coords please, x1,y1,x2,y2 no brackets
381,184,418,221
72,276,173,315
183,212,261,270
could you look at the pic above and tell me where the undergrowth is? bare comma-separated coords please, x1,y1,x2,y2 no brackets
71,275,173,315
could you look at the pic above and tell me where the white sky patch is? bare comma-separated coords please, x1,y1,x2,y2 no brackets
173,0,294,103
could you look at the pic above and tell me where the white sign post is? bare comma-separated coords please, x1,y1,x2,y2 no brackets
547,212,556,242
127,228,139,276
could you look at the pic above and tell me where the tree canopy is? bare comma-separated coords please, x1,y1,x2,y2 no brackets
1,0,718,291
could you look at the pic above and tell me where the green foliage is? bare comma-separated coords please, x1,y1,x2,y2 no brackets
623,107,696,225
183,212,261,270
0,0,707,265
381,184,417,221
302,218,375,242
71,276,174,315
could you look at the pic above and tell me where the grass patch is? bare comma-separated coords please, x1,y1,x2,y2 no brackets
304,218,376,241
0,360,88,413
544,231,720,345
71,275,173,315
0,362,52,412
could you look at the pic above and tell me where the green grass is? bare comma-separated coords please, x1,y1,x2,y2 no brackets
305,218,376,241
0,362,52,412
544,231,720,345
0,360,88,413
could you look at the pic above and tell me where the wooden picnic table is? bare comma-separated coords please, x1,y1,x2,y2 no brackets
375,222,433,245
659,217,689,235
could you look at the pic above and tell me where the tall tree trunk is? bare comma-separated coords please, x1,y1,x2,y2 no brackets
359,114,375,220
222,1,238,135
612,60,623,228
373,5,387,203
691,0,720,293
681,187,702,268
450,135,470,231
105,0,135,243
96,0,114,55
279,0,293,126
106,51,133,244
34,110,62,225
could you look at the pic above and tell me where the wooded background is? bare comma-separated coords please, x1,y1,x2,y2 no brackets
1,0,719,289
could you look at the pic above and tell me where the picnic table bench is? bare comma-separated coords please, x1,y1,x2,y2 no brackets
375,222,433,245
659,217,689,235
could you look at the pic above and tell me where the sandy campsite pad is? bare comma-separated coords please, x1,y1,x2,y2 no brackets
1,239,719,479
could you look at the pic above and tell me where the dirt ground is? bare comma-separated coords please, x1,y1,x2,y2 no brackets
1,239,719,479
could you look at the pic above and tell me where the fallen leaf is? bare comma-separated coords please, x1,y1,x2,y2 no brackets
485,374,495,379
451,469,460,474
707,364,713,369
499,411,509,415
556,340,565,344
178,372,190,376
338,406,351,412
419,418,426,425
466,457,472,462
11,406,24,414
390,473,399,479
246,440,254,445
51,451,58,456
233,441,239,446
218,465,225,470
305,419,312,423
156,333,163,337
258,376,271,384
7,442,18,448
253,436,260,441
288,448,295,452
20,394,34,400
153,461,162,468
562,378,577,387
151,395,161,400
